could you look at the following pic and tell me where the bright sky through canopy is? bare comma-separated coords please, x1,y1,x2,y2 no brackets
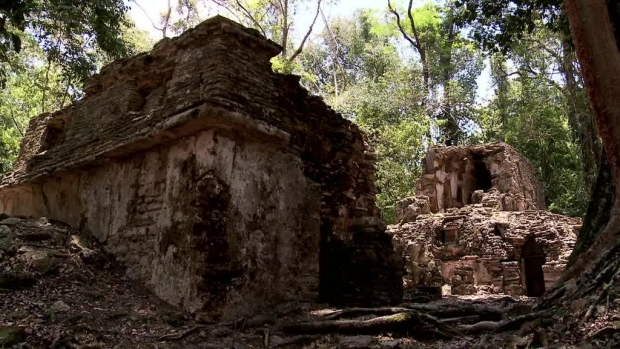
128,0,386,41
126,0,492,101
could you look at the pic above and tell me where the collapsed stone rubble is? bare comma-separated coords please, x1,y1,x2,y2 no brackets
0,16,402,319
389,143,581,297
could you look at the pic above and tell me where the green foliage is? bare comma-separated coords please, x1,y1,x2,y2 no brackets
457,1,593,217
121,20,155,54
0,14,148,174
0,35,73,173
169,0,202,34
471,29,590,216
387,1,484,145
298,9,433,223
500,83,588,217
0,0,595,223
210,0,328,61
299,9,402,96
0,0,133,86
342,70,430,224
453,0,566,53
270,55,298,74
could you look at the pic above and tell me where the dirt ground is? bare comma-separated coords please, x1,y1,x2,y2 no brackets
1,217,618,348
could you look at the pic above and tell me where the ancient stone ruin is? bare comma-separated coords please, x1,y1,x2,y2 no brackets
409,142,546,216
0,16,402,319
390,143,581,297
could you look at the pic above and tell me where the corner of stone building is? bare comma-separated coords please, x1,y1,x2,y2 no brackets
0,15,406,319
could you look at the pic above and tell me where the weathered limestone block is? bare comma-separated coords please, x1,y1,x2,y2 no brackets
395,195,430,223
407,143,545,214
0,16,401,318
390,207,580,297
390,143,577,297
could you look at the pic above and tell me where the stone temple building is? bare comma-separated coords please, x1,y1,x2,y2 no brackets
0,16,403,319
390,143,581,297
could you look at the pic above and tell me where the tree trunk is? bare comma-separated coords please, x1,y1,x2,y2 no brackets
560,33,600,187
568,151,614,267
440,18,458,146
560,0,620,282
421,58,429,100
281,0,289,58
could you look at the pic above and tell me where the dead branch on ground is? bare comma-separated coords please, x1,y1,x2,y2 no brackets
282,311,463,339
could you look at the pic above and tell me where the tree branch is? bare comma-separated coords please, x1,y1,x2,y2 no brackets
388,0,429,99
387,0,418,50
275,0,285,14
59,81,70,108
9,108,23,137
41,58,52,113
161,0,173,38
209,0,246,24
234,0,267,36
130,0,164,32
320,7,349,88
406,0,423,51
288,0,322,62
524,38,562,62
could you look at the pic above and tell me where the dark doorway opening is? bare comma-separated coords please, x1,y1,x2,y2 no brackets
319,219,339,303
521,237,546,297
472,154,492,192
493,224,504,237
437,227,458,245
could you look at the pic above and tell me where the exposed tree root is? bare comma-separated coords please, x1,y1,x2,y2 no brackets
494,309,555,333
582,264,620,323
403,302,504,321
458,321,500,333
457,309,555,334
534,284,565,310
439,315,480,325
270,335,322,347
321,307,417,321
571,254,620,302
157,325,207,341
586,326,620,341
466,296,517,305
282,311,463,339
320,303,504,323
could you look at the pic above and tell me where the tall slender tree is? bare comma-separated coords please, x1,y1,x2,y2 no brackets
559,0,620,281
387,0,483,146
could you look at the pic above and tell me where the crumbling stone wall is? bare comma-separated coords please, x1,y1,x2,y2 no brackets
413,143,545,214
390,206,580,296
0,16,401,318
390,143,579,297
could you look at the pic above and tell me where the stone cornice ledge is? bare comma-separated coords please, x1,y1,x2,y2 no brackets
0,101,290,189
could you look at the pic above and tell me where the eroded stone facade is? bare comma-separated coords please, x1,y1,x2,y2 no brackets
0,16,402,318
409,143,545,216
390,143,580,297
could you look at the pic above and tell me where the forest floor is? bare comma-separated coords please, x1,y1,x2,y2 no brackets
1,217,618,348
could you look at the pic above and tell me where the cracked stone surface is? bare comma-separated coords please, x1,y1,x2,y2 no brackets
390,143,580,297
0,16,402,319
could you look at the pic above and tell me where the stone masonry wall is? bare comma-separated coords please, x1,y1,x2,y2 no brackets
413,143,545,214
390,206,580,296
0,16,401,318
1,128,321,320
390,143,578,297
